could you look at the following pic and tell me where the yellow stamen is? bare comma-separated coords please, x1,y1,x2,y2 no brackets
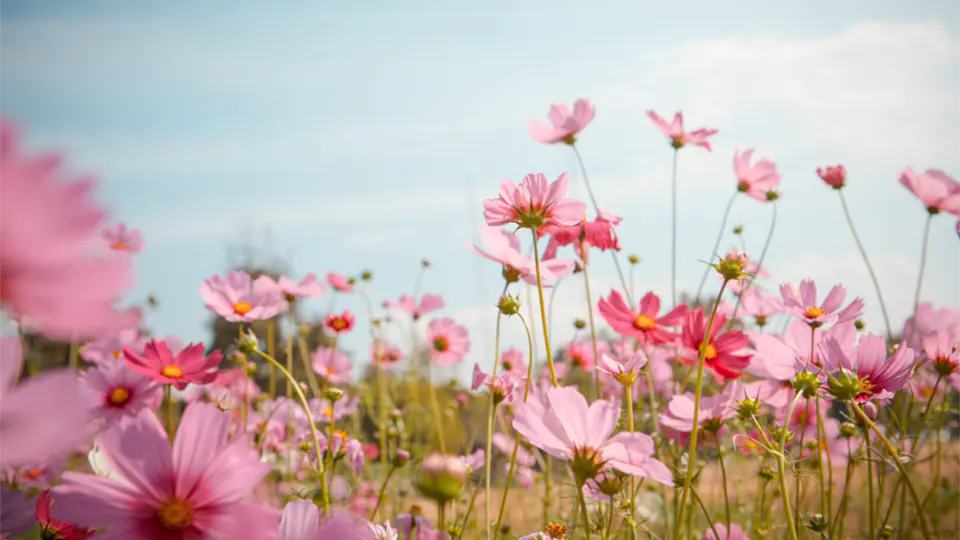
805,307,826,319
704,343,718,360
110,241,126,250
162,365,183,378
24,469,43,480
232,301,253,315
108,387,131,406
633,314,656,331
156,498,194,531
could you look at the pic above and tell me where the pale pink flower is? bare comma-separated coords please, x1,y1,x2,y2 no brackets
5,457,65,490
82,360,162,425
529,98,595,145
53,403,279,538
384,293,445,320
471,363,519,404
898,167,960,215
492,432,535,467
512,386,672,485
101,222,144,253
598,351,647,386
499,347,528,377
465,226,573,285
817,164,846,189
923,331,959,377
0,119,138,339
311,395,360,425
820,333,916,403
660,382,743,434
426,318,470,367
81,327,147,363
780,279,863,328
737,287,783,327
461,449,485,473
312,346,352,383
277,273,326,300
371,339,403,368
327,273,354,293
646,110,718,150
483,173,587,230
701,523,748,540
279,500,372,540
0,486,35,538
734,148,781,202
901,303,959,349
564,339,609,371
123,339,222,391
200,270,288,322
0,338,93,469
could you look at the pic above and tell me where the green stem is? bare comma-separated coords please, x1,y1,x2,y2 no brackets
864,421,877,535
829,439,855,539
68,340,79,370
369,466,396,520
728,202,777,328
326,404,337,495
837,191,892,338
776,392,804,540
457,483,482,539
626,384,637,518
296,331,323,397
427,357,446,453
164,385,176,440
716,436,731,530
267,318,277,398
531,227,558,387
671,148,678,307
908,213,934,344
691,486,722,540
694,192,738,303
580,247,602,399
578,483,593,540
485,286,506,539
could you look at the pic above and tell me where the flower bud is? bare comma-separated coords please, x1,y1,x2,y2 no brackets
237,329,259,355
817,165,846,189
736,397,763,420
854,319,865,331
415,452,467,503
863,402,878,421
574,319,586,330
759,466,776,480
594,471,625,497
497,294,521,316
393,449,410,467
713,250,749,281
806,514,828,532
771,427,793,445
361,270,373,281
324,388,344,403
839,422,857,439
347,277,357,286
628,255,640,265
826,369,861,401
733,225,743,235
501,266,521,284
390,408,403,420
878,525,895,539
765,190,780,202
422,258,432,268
792,370,822,397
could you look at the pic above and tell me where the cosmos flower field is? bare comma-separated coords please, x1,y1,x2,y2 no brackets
0,100,958,540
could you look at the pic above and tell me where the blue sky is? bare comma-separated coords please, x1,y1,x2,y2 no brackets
3,1,958,381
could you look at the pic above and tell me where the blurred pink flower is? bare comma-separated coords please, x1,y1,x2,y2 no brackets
82,360,162,425
780,279,863,328
598,290,686,345
0,119,138,340
660,382,743,433
701,523,748,540
901,302,959,350
491,432,535,467
6,457,66,490
123,339,222,391
483,172,587,230
0,486,36,538
200,270,288,323
734,148,781,202
53,403,279,538
817,164,846,189
277,273,326,300
465,226,573,286
371,339,403,368
324,310,355,334
737,287,783,327
529,98,595,145
499,347,528,378
923,331,959,377
0,338,93,469
427,318,470,367
279,501,372,540
471,363,519,404
646,110,718,150
564,339,607,372
541,209,622,264
312,346,352,384
36,489,95,540
81,327,147,363
327,273,354,293
101,222,144,253
384,293,445,320
898,167,960,215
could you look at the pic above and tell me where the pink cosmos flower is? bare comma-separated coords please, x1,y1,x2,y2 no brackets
36,490,95,540
901,303,959,350
660,382,743,434
0,119,138,339
384,293,446,320
465,226,574,286
499,347,528,377
780,279,863,328
541,209,622,265
820,333,916,403
483,173,587,230
277,273,326,300
0,338,93,469
817,165,846,189
279,501,372,540
680,309,752,381
312,346,352,384
701,523,748,540
738,287,783,327
564,339,609,372
492,432,535,467
82,360,162,425
101,222,144,253
324,310,355,334
529,98,595,145
6,457,66,490
81,327,147,363
461,449,485,473
0,487,36,538
310,395,360,425
371,339,403,368
123,339,222,391
923,331,959,377
898,167,960,215
734,148,781,202
598,290,686,345
200,270,288,322
426,318,470,367
471,364,519,404
646,110,718,150
327,273,353,293
598,351,647,386
52,403,279,538
512,386,672,485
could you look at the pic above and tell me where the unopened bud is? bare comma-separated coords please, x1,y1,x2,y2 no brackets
422,258,432,268
733,225,743,235
759,466,776,480
714,250,749,281
497,294,521,316
736,397,763,420
863,402,878,421
237,329,259,355
361,270,373,281
416,452,467,503
854,320,865,330
766,190,780,201
324,388,344,403
792,371,822,397
839,422,857,438
390,409,403,420
771,427,793,445
628,255,640,265
827,369,861,401
878,525,895,539
574,319,586,330
393,449,410,467
806,514,828,532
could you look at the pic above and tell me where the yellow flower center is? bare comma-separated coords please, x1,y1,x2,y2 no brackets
331,318,346,330
232,301,253,315
110,241,126,250
704,343,718,360
805,307,826,319
633,314,656,331
545,522,569,539
322,407,333,418
858,377,875,397
671,135,685,149
112,349,122,359
162,365,183,379
433,337,449,352
325,366,335,377
156,497,194,531
24,468,43,480
108,387,131,406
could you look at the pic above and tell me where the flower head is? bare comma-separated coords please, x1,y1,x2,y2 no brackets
529,98,595,145
426,318,470,367
466,226,574,286
541,210,622,265
598,351,647,386
312,346,352,384
36,490,95,540
564,339,608,372
82,360,162,425
734,148,781,202
384,294,445,320
371,339,403,368
738,287,784,327
646,110,718,150
660,382,743,434
483,172,587,230
780,279,863,328
277,273,326,301
200,270,289,322
898,167,960,215
279,501,373,540
101,222,144,253
923,331,959,377
499,347,528,377
680,308,752,380
471,363,519,404
327,272,354,293
325,310,355,334
598,290,686,345
701,523,749,540
817,165,846,189
123,339,222,390
81,327,147,363
820,333,915,403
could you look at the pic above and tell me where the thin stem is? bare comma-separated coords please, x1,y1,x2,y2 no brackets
369,466,396,520
776,392,804,540
578,484,593,540
531,228,558,387
864,422,877,535
829,439,855,539
267,318,277,398
909,213,934,343
296,331,323,397
671,148,679,307
427,357,446,453
694,192,738,303
164,385,175,440
626,384,637,519
485,291,506,539
457,483,482,539
438,502,446,533
852,401,932,540
326,403,337,496
716,436,731,530
68,340,79,370
837,191,893,338
675,279,730,539
238,324,249,433
728,203,777,326
580,247,602,398
815,397,831,523
690,486,722,540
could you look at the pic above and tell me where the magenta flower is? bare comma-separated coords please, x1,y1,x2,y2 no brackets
81,327,147,363
923,331,959,377
512,386,672,485
734,148,781,202
101,222,144,253
541,209,622,265
821,333,915,403
371,339,403,368
646,110,718,150
660,382,743,434
324,310,355,334
384,293,446,320
780,279,863,328
426,317,470,367
277,273,326,300
36,490,95,540
123,339,222,391
327,272,353,293
53,403,279,538
465,226,573,285
598,351,647,386
529,98,595,145
898,167,960,215
279,500,372,540
680,308,752,381
312,346,352,384
598,290,686,345
82,360,162,425
483,172,587,230
817,164,846,189
0,338,93,469
200,270,288,323
701,523,748,540
0,119,138,340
